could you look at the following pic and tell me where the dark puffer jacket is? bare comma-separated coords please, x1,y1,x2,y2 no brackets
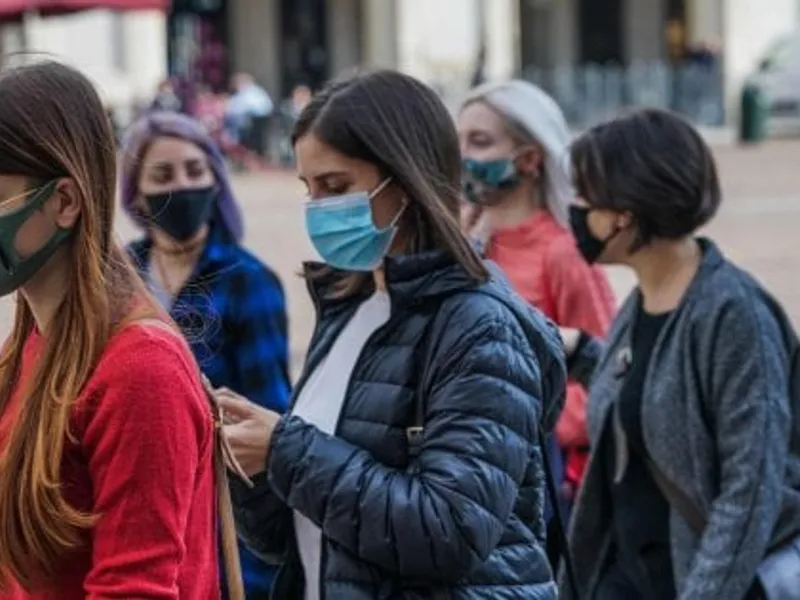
232,251,566,599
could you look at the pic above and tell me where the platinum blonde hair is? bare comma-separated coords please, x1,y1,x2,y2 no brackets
462,79,573,226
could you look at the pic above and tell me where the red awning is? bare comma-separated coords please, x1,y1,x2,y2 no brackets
0,0,169,19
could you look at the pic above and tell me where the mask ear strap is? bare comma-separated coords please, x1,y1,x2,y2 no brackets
369,176,393,199
371,177,405,230
389,198,408,228
513,145,543,177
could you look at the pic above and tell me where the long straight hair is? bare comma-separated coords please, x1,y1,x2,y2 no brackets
292,70,489,297
0,61,160,591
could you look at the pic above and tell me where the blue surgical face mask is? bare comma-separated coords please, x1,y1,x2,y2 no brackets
305,178,404,271
461,157,521,204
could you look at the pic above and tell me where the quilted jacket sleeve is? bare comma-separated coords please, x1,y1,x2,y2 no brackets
266,305,559,582
230,472,292,564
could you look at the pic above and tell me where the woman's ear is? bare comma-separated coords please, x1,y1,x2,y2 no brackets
52,178,81,229
515,147,544,178
617,211,635,231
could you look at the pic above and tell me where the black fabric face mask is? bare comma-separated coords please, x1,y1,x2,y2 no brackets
569,204,620,264
145,186,216,242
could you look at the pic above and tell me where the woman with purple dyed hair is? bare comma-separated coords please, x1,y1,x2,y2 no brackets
119,110,291,600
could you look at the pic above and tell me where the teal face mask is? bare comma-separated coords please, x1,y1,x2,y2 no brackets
0,180,74,297
461,157,521,204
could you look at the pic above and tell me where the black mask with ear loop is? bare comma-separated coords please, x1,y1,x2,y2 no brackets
568,205,623,264
145,186,216,242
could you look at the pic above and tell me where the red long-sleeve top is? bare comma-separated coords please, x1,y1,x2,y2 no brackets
0,323,220,599
487,213,616,482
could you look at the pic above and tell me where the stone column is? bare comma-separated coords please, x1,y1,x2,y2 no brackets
624,0,667,63
361,0,399,68
485,0,518,80
229,0,281,98
686,0,724,44
327,0,363,78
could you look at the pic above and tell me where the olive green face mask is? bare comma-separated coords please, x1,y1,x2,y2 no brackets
0,180,74,297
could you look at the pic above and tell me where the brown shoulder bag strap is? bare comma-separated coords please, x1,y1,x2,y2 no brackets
135,319,253,600
208,381,251,600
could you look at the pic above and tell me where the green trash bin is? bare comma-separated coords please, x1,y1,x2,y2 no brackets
739,82,769,144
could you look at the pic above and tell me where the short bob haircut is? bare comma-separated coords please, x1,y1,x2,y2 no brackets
293,69,488,296
571,108,721,251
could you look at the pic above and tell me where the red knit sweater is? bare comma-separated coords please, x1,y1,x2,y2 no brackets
0,323,220,599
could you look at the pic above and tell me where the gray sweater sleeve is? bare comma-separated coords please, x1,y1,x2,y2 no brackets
678,295,792,600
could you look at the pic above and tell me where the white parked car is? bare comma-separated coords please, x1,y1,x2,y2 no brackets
750,32,800,136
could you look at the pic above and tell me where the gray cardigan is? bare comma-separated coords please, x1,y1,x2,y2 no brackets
562,239,800,600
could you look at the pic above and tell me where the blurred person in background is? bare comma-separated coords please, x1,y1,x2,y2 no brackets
0,62,219,598
277,83,314,167
150,78,182,113
224,73,274,167
193,84,227,140
214,70,567,599
561,109,800,600
458,80,616,524
683,37,724,126
284,83,313,121
119,111,290,600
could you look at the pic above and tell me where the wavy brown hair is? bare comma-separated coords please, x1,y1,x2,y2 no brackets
0,62,160,591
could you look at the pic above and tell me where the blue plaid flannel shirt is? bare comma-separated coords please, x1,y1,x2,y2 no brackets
128,225,290,598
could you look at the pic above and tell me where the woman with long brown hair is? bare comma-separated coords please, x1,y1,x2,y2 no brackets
216,70,567,599
0,62,219,598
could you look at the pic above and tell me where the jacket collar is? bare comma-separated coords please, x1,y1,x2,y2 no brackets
691,237,725,283
615,237,725,327
303,250,482,311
